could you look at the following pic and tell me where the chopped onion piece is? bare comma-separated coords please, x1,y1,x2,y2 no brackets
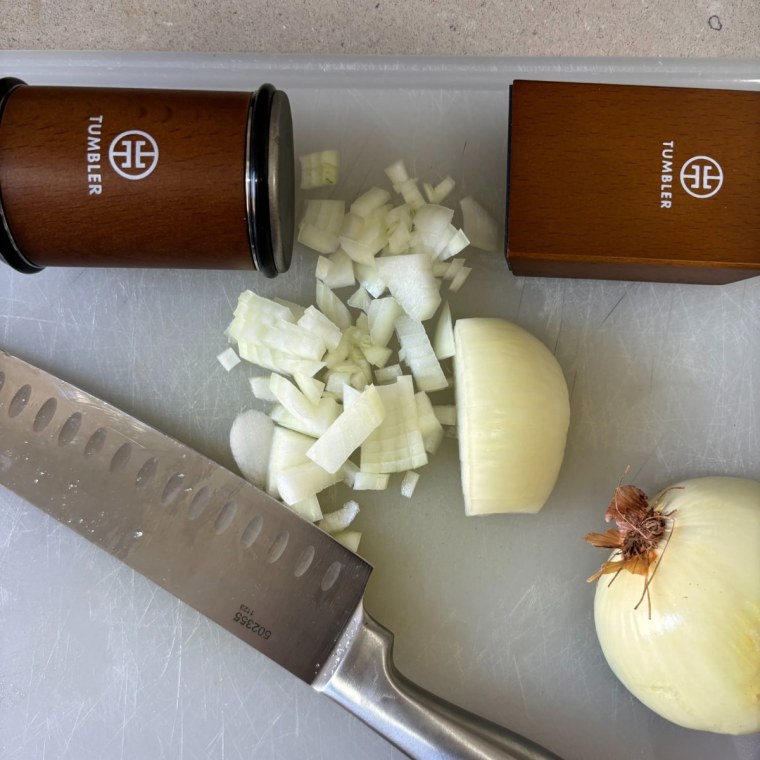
315,256,333,282
359,342,393,368
277,461,342,506
351,187,391,219
339,236,378,266
290,495,323,522
294,373,326,406
238,341,324,377
323,331,352,369
434,405,457,426
413,204,454,237
318,500,360,534
374,364,403,384
217,347,240,372
266,426,315,497
297,223,340,255
434,176,456,203
368,296,404,347
376,254,441,322
415,391,444,454
306,385,386,474
236,290,296,324
433,301,455,360
328,249,357,287
341,459,360,487
299,149,339,189
395,315,448,392
342,383,361,407
325,370,352,394
400,471,420,499
384,159,409,185
270,396,340,438
393,178,425,210
301,199,345,234
347,286,372,311
240,319,326,362
249,375,277,401
331,530,361,552
361,376,428,474
444,257,466,280
460,196,500,252
273,297,306,322
432,261,449,277
355,312,369,333
438,228,470,261
449,266,472,293
297,306,343,351
229,409,274,488
353,471,390,490
269,373,318,420
387,225,412,255
387,203,413,229
354,263,387,299
316,281,352,331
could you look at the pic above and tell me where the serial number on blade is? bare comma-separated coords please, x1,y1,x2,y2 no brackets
233,604,272,640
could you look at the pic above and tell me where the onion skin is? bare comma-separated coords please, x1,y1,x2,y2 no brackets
593,476,760,735
454,318,570,515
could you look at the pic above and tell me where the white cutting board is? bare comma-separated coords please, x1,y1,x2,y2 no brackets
0,53,759,760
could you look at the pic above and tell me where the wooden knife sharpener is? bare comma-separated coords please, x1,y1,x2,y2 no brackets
506,80,760,284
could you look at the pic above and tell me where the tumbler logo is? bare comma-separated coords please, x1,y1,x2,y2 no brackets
108,130,159,180
679,155,723,199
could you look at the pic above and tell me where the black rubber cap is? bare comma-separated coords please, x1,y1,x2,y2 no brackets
0,77,42,274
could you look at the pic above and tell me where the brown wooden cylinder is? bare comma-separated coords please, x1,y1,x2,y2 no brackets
0,80,294,276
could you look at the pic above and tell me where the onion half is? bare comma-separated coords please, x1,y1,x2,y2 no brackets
454,318,570,515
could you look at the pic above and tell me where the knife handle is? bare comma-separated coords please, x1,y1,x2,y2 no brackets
315,604,563,760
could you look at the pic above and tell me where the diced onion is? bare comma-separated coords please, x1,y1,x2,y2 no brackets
316,282,352,331
351,187,392,219
360,376,428,474
331,530,362,552
395,315,448,392
368,297,404,347
299,149,339,189
249,375,277,401
266,426,316,497
318,500,360,533
374,364,403,384
229,409,274,488
400,471,420,498
460,196,500,252
347,286,372,311
276,461,342,506
290,495,323,522
306,384,386,473
376,254,441,322
217,347,241,372
384,159,409,185
433,301,455,360
415,391,444,454
353,471,390,490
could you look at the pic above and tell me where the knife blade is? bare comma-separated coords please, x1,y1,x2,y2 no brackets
0,349,562,760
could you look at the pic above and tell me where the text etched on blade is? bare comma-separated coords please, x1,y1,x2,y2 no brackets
233,604,272,640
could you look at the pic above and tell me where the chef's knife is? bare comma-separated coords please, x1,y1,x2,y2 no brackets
0,350,561,760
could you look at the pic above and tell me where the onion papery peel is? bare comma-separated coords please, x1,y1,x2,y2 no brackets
585,482,681,615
